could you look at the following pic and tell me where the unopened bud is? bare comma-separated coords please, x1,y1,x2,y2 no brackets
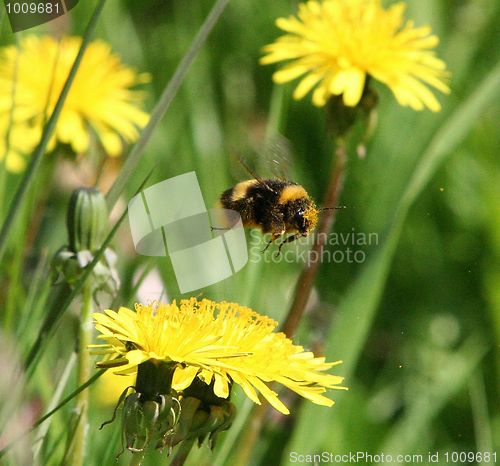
173,378,236,449
67,188,108,253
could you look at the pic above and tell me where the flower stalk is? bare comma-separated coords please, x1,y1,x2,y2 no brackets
282,139,347,337
71,281,93,466
169,438,195,466
52,187,117,465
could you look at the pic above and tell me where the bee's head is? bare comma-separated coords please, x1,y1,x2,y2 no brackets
294,201,319,236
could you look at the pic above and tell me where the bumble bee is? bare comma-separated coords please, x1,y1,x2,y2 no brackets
220,178,319,252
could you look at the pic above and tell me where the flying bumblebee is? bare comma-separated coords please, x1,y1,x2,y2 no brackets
220,178,319,252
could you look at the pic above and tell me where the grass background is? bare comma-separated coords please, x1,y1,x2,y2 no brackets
0,0,499,465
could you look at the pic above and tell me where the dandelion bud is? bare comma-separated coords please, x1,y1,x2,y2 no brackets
173,379,236,449
67,188,108,253
171,396,235,449
51,187,119,295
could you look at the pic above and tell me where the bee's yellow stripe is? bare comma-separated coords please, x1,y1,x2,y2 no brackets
278,185,308,204
231,180,259,201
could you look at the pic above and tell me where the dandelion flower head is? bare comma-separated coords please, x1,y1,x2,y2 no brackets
261,0,450,111
0,35,149,169
91,298,346,415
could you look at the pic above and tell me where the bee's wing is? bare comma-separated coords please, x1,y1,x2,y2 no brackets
229,151,279,194
263,134,293,181
228,133,293,181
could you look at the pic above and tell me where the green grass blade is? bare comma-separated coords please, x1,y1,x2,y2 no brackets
59,411,83,466
15,250,51,340
105,0,230,209
395,66,500,225
0,0,107,261
469,371,494,465
32,352,77,460
110,258,155,309
35,370,105,434
42,429,67,466
285,60,500,459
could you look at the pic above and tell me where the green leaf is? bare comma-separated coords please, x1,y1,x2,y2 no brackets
32,353,77,460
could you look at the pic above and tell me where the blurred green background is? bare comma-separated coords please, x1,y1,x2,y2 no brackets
0,0,499,465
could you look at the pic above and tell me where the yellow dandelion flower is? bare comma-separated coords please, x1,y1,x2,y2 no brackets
0,35,149,165
91,298,346,415
261,0,450,111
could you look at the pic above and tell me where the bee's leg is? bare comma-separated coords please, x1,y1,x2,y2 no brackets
261,233,280,253
275,234,300,258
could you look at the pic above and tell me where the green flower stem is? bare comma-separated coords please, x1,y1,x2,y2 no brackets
232,404,266,466
169,438,195,466
71,281,93,466
281,139,347,337
0,0,107,261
